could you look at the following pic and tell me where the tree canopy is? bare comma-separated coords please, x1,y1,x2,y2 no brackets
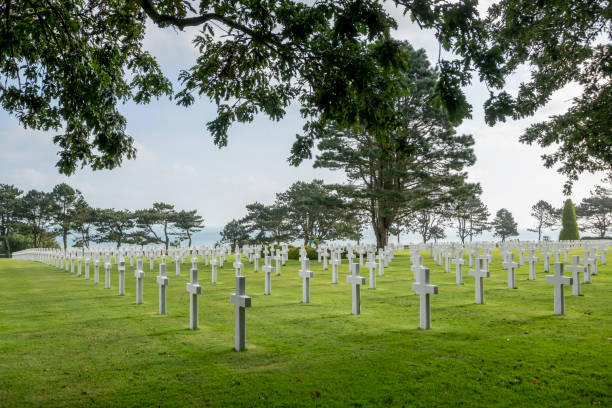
1,1,608,190
492,208,518,243
558,199,580,241
576,174,611,238
313,44,477,247
527,200,558,241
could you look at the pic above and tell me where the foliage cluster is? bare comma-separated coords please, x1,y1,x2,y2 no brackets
0,183,204,256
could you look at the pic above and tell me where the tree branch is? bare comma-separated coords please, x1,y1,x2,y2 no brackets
138,0,282,49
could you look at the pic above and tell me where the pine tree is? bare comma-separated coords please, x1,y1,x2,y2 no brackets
559,199,580,240
492,209,519,243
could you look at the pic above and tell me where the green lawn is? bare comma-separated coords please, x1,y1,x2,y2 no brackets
1,249,611,407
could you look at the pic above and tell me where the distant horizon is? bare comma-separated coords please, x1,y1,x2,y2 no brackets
58,226,596,249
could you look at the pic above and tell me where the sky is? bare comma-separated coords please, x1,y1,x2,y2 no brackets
0,3,607,244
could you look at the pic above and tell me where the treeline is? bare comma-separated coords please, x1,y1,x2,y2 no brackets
0,183,204,257
219,180,362,249
219,173,611,247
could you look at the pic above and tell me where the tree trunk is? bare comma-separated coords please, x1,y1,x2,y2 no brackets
374,223,389,249
63,230,68,249
2,236,10,257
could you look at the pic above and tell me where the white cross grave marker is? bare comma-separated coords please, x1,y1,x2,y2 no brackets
134,258,144,304
94,257,100,284
565,255,586,296
263,256,273,295
347,263,366,315
366,257,377,289
186,257,202,329
452,251,465,284
104,255,111,289
503,252,519,289
525,250,539,280
157,262,169,314
233,253,244,277
118,256,126,296
412,267,438,329
298,258,314,303
468,257,490,304
230,275,252,351
545,262,572,315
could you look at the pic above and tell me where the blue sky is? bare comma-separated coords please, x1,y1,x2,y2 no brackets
0,3,606,244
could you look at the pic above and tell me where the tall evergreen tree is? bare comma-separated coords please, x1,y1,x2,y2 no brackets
135,203,178,253
576,174,612,238
240,202,292,244
311,45,476,248
51,183,82,249
20,190,57,248
219,219,251,250
71,198,95,250
276,180,360,245
559,199,580,241
492,208,519,243
175,210,205,247
450,193,490,244
92,209,135,248
0,184,23,257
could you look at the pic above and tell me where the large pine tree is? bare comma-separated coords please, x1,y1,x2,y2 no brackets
311,44,476,248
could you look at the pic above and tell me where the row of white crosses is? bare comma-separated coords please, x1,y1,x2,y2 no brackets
407,240,612,326
15,239,607,342
16,246,254,351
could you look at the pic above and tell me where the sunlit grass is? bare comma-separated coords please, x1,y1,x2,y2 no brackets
0,248,610,407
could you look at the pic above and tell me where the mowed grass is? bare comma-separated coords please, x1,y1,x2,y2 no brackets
0,248,611,407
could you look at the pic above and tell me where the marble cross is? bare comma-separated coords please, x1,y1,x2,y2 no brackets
175,256,181,276
444,252,450,273
452,251,465,285
468,257,489,304
331,252,339,284
525,250,539,280
322,250,329,270
298,258,314,303
565,255,586,296
366,257,377,289
134,258,145,304
94,258,100,284
233,253,244,277
253,252,260,272
274,249,282,276
412,267,438,329
542,251,553,272
157,262,169,314
410,254,424,281
545,262,572,315
347,263,366,315
118,256,126,296
377,251,384,276
230,275,252,351
502,252,519,289
583,252,594,283
84,256,90,280
186,258,202,330
600,248,608,265
263,256,273,295
104,255,111,289
77,257,82,277
210,258,218,283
